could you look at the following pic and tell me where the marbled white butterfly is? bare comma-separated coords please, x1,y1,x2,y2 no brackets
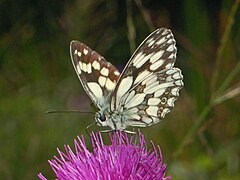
70,28,183,131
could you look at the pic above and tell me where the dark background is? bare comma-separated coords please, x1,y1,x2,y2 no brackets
0,0,240,179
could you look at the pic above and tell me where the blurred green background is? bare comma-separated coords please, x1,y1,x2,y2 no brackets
1,0,240,179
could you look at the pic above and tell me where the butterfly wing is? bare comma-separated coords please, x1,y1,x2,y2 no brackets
110,28,183,127
70,41,120,108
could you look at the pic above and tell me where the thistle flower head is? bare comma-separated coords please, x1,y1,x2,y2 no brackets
38,131,171,180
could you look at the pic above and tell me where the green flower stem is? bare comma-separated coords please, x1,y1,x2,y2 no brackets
214,60,240,98
127,0,136,53
211,0,240,93
172,0,240,160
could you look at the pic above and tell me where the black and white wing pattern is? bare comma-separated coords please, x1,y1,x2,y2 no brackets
70,28,183,130
109,28,183,127
70,41,120,108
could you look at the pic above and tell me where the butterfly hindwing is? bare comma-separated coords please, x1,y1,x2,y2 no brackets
70,41,120,108
120,68,183,127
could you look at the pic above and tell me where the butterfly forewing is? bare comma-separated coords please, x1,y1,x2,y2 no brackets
110,28,183,127
70,41,120,108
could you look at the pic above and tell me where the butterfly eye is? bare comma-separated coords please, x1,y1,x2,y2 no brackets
95,112,106,122
99,114,106,122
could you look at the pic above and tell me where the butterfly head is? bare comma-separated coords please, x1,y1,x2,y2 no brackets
95,110,124,130
95,112,106,123
95,111,111,128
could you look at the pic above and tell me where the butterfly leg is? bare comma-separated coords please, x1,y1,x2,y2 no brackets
99,129,136,134
123,129,136,134
86,121,97,136
99,129,114,133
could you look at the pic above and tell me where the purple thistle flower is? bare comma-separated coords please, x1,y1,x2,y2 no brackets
38,131,171,180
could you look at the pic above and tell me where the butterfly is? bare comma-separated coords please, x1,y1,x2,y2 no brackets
70,28,183,132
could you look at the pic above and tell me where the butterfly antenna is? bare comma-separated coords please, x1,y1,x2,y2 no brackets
46,110,95,114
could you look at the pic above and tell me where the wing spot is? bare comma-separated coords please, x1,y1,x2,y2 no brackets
116,76,133,106
100,67,109,76
82,63,87,72
125,91,135,105
149,50,164,63
105,78,116,91
132,52,143,64
167,44,175,52
134,53,152,68
162,29,168,35
124,93,146,109
165,63,173,69
154,89,166,97
124,107,138,114
114,71,120,76
86,63,92,73
74,50,78,55
148,39,155,47
150,59,164,71
161,108,170,118
166,75,173,82
167,97,176,107
158,82,175,90
92,60,100,70
147,37,153,43
156,37,166,45
79,61,83,69
146,106,158,116
171,87,180,96
134,70,151,85
175,80,184,86
166,69,176,75
168,53,175,59
98,76,106,87
83,48,88,55
130,114,141,120
173,72,181,79
142,116,153,124
77,51,82,57
167,39,174,44
166,34,172,39
148,98,160,105
76,64,81,74
142,75,157,85
87,82,103,99
144,81,159,94
161,97,167,105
